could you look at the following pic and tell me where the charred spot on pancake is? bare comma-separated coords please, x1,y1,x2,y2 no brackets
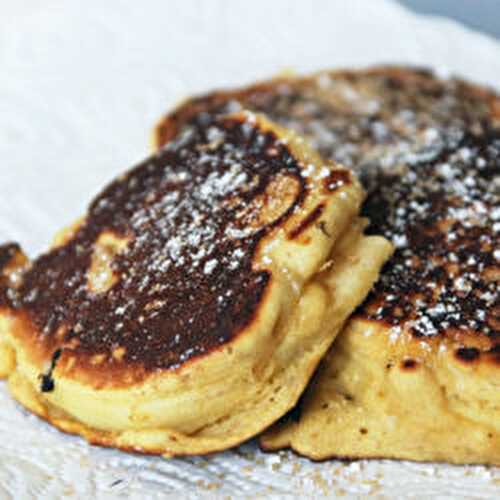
486,344,500,365
39,349,62,393
0,243,22,270
0,243,29,307
0,244,19,304
40,375,55,393
288,204,324,240
360,130,499,341
323,170,351,192
401,358,418,370
455,347,481,363
12,114,310,372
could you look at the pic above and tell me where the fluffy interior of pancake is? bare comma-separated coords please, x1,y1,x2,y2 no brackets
261,320,500,465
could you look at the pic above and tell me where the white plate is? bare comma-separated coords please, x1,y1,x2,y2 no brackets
1,1,499,497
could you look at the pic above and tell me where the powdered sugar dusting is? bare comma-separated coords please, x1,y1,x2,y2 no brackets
11,114,310,371
362,132,499,342
163,69,500,343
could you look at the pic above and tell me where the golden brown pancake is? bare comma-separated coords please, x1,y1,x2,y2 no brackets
262,129,500,465
0,111,391,457
154,67,500,464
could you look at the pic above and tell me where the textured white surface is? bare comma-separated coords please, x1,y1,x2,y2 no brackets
1,0,500,498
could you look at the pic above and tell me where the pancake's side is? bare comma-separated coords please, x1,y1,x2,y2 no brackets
261,129,500,465
261,318,499,464
0,112,387,456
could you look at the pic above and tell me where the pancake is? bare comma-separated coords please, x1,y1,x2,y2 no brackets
0,111,391,457
154,66,500,173
261,129,500,465
153,67,500,464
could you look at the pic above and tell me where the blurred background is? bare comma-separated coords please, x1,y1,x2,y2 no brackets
401,0,500,39
1,0,500,255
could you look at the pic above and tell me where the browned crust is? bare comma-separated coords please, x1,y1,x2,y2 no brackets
2,114,306,386
153,65,500,362
1,112,357,389
154,65,500,149
7,274,276,389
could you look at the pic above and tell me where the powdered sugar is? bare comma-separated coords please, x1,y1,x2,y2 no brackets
12,114,309,370
363,132,499,339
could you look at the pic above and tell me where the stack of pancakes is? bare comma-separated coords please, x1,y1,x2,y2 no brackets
1,67,498,465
